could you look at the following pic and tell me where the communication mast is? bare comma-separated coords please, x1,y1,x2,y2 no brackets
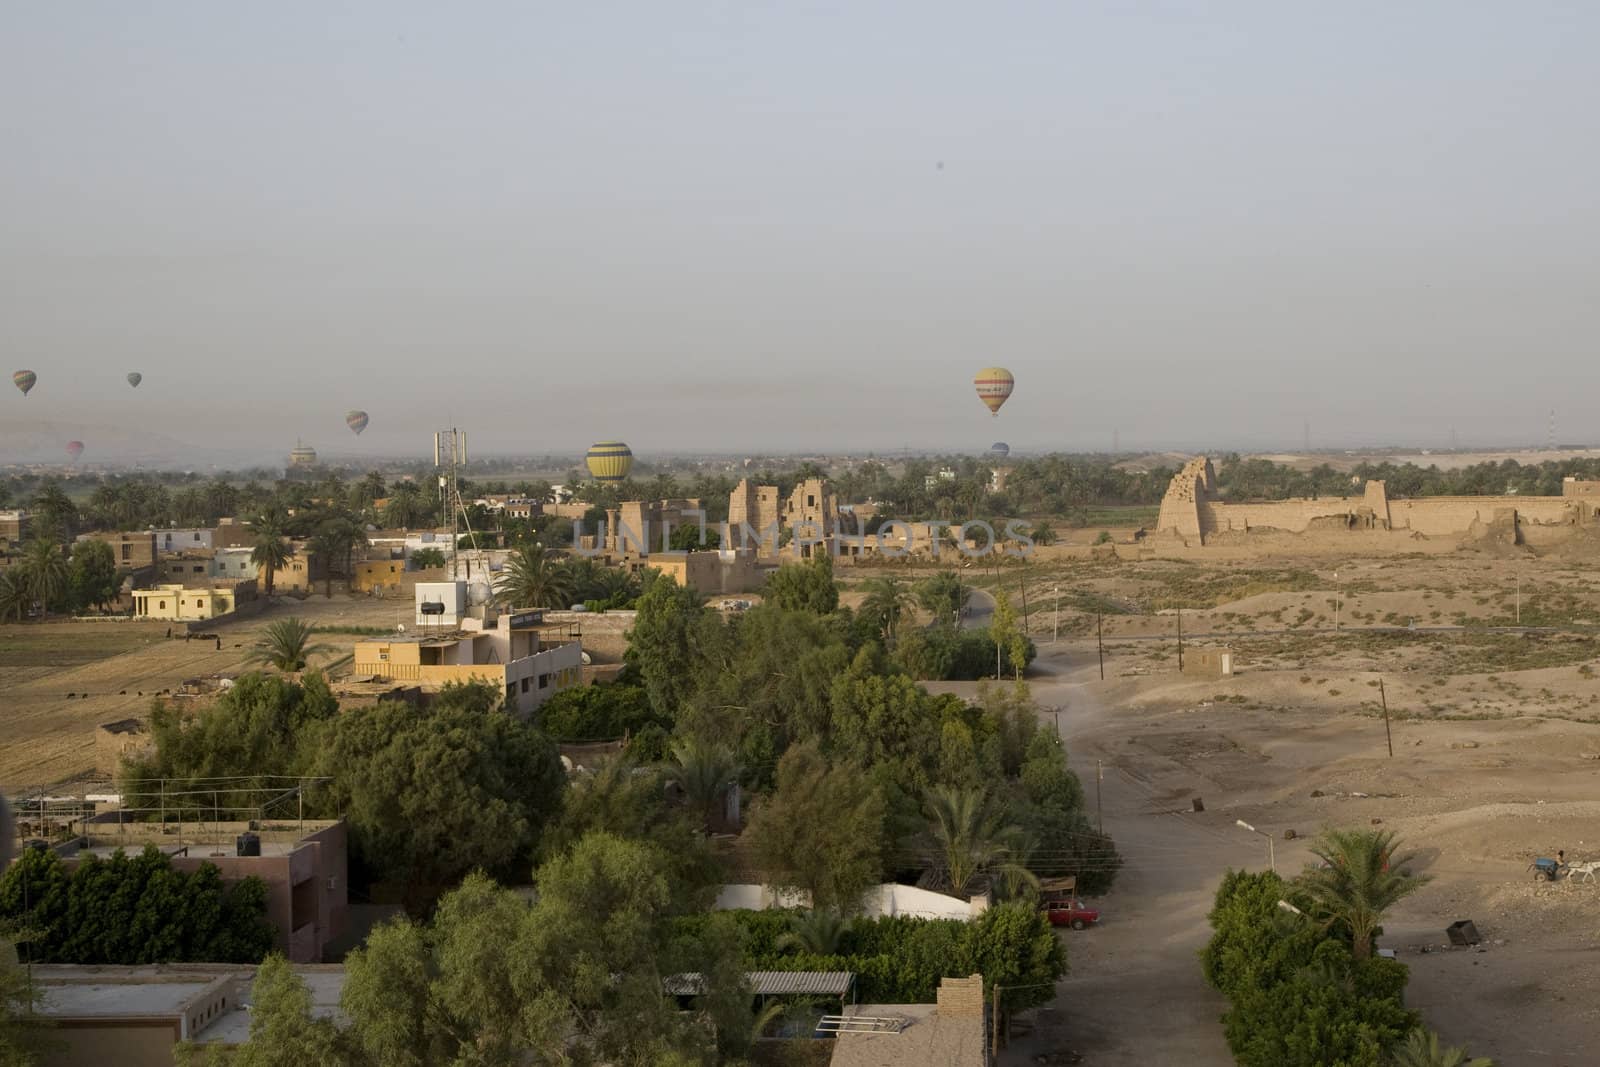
433,428,489,581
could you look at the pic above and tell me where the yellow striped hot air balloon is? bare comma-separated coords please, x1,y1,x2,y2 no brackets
585,441,634,483
973,367,1014,416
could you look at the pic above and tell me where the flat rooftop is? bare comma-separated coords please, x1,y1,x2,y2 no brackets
41,980,216,1018
830,1004,986,1067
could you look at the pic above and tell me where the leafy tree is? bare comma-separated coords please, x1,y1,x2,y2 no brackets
667,522,721,552
209,955,345,1067
20,541,68,617
313,681,566,913
626,576,713,720
536,681,660,740
859,576,915,643
408,546,446,570
0,847,275,965
248,618,333,672
910,787,1034,897
1201,869,1321,1000
966,901,1068,1013
0,923,49,1066
1388,1029,1495,1067
1297,829,1429,961
915,571,970,623
743,742,885,913
250,527,291,598
66,538,119,613
494,545,575,609
763,556,839,614
988,593,1030,679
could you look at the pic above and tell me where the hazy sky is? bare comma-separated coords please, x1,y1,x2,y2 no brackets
3,3,1597,463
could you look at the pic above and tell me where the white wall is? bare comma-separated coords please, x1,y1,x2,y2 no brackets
713,883,986,921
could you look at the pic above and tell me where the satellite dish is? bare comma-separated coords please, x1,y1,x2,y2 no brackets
396,624,406,633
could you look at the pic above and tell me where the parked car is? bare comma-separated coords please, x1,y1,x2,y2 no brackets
1044,899,1100,930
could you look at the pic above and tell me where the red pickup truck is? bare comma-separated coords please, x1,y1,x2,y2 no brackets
1044,899,1100,930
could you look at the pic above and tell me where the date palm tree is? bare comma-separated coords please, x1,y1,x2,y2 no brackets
21,539,69,618
251,526,291,599
911,786,1035,898
776,910,849,956
669,738,741,832
494,546,575,610
860,576,915,643
1296,828,1429,961
383,481,430,529
0,569,30,622
248,617,333,672
1388,1029,1494,1067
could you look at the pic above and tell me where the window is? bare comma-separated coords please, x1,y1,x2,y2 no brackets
158,600,166,609
193,565,204,573
121,544,130,561
520,678,530,693
538,673,550,689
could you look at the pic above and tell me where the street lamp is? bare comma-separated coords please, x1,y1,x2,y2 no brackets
1236,819,1276,873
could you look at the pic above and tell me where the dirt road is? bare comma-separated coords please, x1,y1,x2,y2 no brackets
1002,651,1251,1064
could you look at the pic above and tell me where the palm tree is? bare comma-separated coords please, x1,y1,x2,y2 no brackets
21,540,69,618
1388,1029,1494,1067
1296,828,1429,961
384,481,430,529
248,617,333,672
250,528,291,599
860,576,915,643
495,546,575,609
669,737,741,831
911,786,1035,897
0,569,30,622
30,480,75,539
312,517,364,596
776,910,849,956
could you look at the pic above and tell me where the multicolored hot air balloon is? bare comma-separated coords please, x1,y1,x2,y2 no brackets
973,367,1014,416
585,441,634,483
346,410,369,436
990,442,1010,458
65,441,84,463
127,372,142,388
13,370,36,397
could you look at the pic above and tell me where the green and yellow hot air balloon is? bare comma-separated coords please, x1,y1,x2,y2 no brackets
585,441,634,483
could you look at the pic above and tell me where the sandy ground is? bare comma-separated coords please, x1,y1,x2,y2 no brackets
0,595,416,787
965,637,1600,1066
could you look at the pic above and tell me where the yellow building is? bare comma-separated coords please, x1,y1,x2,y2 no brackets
352,606,582,716
131,581,254,621
351,558,405,594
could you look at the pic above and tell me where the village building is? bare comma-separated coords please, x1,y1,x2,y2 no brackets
130,580,255,621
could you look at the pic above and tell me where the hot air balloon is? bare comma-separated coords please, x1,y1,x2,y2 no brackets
127,372,142,388
346,410,369,436
585,441,634,483
990,442,1010,458
973,367,1014,416
65,441,84,463
13,370,36,397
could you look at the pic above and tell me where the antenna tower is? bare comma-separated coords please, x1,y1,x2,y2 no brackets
433,428,489,581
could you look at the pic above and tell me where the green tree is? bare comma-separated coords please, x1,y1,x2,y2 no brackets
668,737,740,832
915,571,970,623
66,538,119,613
536,682,659,740
967,901,1068,1013
988,593,1029,679
310,516,364,596
408,546,445,570
859,576,915,642
626,576,712,719
250,527,291,598
667,522,721,552
216,955,345,1067
775,909,850,956
1297,829,1429,961
0,923,50,1066
763,556,839,613
314,682,567,913
248,618,333,673
494,545,575,609
1029,521,1057,546
382,481,431,529
0,571,29,623
1388,1029,1494,1067
911,787,1034,897
28,482,74,541
20,540,68,617
743,743,885,913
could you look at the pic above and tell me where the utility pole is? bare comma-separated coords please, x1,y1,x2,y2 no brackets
1019,575,1029,635
1176,608,1184,672
1095,760,1104,835
1052,706,1060,735
1236,820,1276,873
1379,677,1393,757
1053,585,1059,644
1097,611,1105,680
991,984,1002,1060
1515,568,1521,625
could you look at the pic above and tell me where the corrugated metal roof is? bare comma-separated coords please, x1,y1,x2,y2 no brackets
662,971,854,997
